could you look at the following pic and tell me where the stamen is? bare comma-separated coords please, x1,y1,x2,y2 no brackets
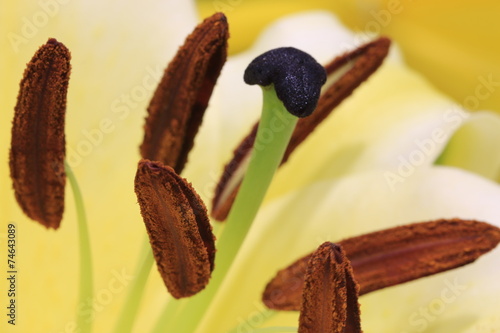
9,38,71,229
298,242,362,333
212,37,391,221
115,14,227,330
263,219,500,311
139,12,229,174
134,159,215,298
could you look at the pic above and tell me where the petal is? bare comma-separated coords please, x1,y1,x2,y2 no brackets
196,0,355,54
462,314,500,333
436,111,500,182
374,0,500,113
197,166,500,332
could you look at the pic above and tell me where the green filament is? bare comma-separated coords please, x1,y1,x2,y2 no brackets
112,236,154,333
65,161,93,333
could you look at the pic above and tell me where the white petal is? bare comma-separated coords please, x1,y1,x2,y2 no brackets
267,61,470,200
437,110,500,182
198,166,500,332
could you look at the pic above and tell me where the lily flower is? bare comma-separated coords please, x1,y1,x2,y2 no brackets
2,1,500,333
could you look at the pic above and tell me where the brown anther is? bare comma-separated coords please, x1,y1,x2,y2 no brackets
134,159,216,298
298,242,362,333
263,219,500,311
211,37,391,221
140,12,229,174
9,38,71,229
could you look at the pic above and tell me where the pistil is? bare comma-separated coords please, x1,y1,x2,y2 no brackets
163,47,326,333
212,37,391,221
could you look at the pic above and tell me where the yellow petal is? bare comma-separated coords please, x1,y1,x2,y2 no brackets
196,0,356,54
370,0,500,113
